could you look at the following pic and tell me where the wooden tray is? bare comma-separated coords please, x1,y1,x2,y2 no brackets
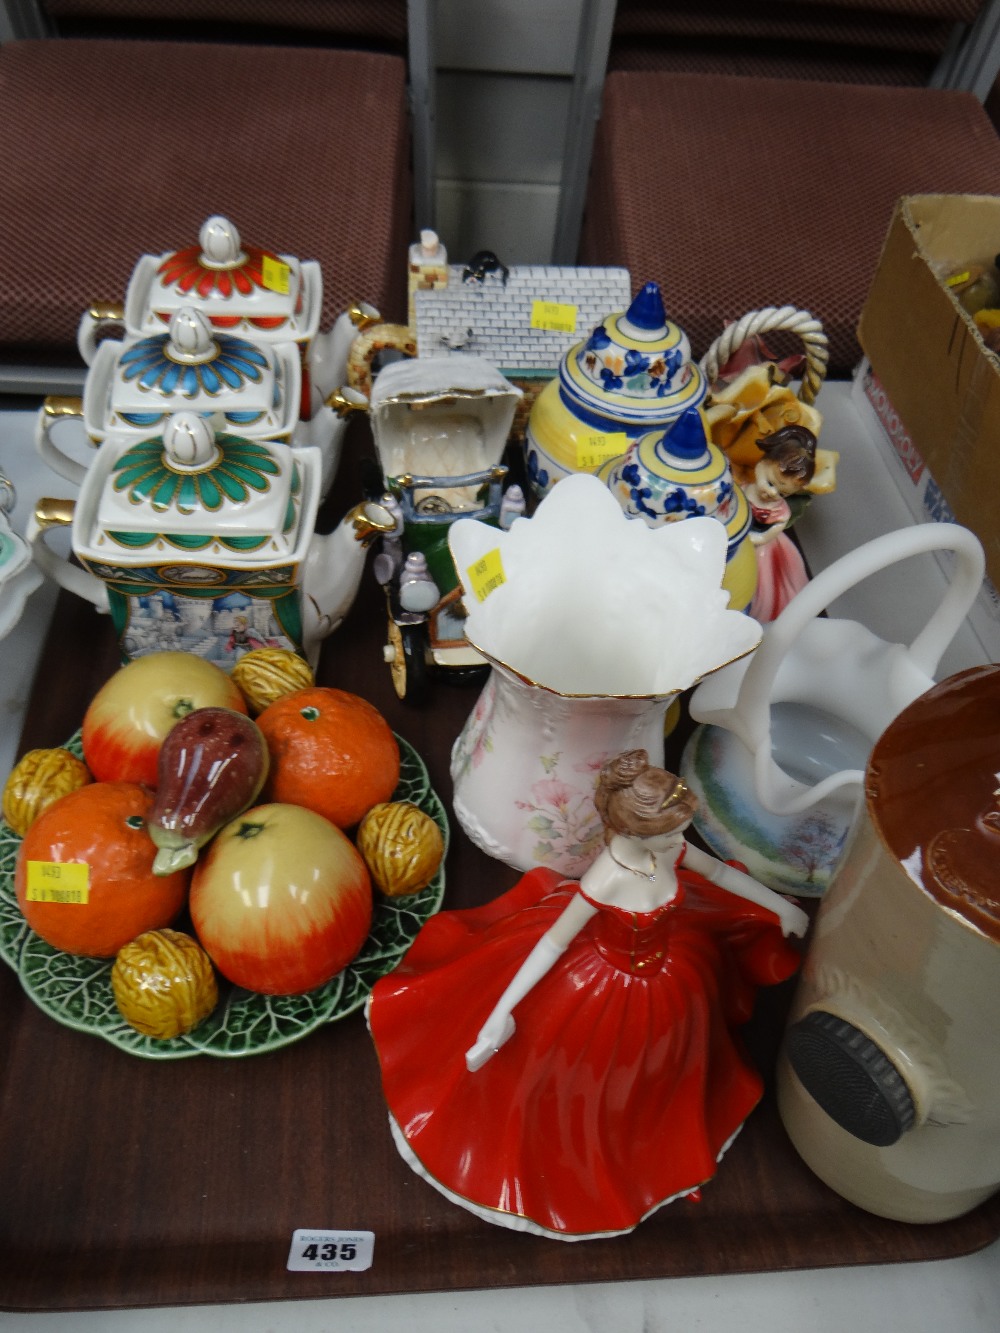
2,433,998,1312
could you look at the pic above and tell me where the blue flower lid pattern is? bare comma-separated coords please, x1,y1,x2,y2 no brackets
559,281,707,430
100,307,295,437
603,407,751,552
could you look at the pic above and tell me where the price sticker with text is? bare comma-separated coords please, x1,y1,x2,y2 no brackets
576,432,628,471
261,255,291,294
25,861,89,905
530,300,578,334
287,1229,374,1273
466,548,506,603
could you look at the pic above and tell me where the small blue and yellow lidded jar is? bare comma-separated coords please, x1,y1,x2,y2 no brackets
603,407,758,612
524,281,707,501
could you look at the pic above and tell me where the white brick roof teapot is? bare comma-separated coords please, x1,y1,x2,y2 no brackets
26,411,395,670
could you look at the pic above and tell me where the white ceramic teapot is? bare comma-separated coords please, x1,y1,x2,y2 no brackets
74,215,383,496
26,412,395,670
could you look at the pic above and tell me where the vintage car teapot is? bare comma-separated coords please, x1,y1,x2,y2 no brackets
74,215,383,496
523,281,708,500
26,411,395,669
37,306,302,486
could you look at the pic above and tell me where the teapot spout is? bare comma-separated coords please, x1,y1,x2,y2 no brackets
301,500,397,669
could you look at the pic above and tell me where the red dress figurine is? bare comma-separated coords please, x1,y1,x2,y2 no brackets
367,750,808,1240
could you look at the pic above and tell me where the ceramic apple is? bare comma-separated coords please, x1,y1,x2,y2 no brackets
82,652,248,787
189,802,373,995
147,707,269,875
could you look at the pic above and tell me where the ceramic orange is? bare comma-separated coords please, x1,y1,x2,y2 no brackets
255,687,400,829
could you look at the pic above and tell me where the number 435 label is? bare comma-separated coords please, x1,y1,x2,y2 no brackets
287,1229,374,1272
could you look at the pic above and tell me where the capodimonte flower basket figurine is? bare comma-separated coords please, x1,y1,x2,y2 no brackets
0,470,43,643
26,411,395,670
74,214,382,498
447,473,762,877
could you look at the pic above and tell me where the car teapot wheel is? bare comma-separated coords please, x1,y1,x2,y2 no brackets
386,617,429,706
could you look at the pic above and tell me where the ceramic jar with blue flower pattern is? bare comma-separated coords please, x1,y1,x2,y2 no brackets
602,408,758,612
523,281,707,500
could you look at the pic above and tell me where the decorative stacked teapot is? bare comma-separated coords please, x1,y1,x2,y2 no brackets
73,215,382,497
26,411,395,670
523,281,707,500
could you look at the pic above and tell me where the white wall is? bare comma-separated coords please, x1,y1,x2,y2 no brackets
431,0,585,266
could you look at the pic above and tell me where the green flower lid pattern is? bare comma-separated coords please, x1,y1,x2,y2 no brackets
112,433,283,514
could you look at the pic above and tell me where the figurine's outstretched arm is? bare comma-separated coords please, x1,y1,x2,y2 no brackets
682,841,808,938
465,890,597,1072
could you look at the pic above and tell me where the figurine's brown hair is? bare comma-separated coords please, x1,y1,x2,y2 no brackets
757,425,817,487
595,750,698,837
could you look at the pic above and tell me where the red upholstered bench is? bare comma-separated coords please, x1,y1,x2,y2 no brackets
578,70,1000,375
0,36,412,384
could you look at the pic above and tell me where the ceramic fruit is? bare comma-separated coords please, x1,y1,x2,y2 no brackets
81,651,247,787
147,707,269,875
112,928,219,1039
189,802,373,996
256,687,400,829
229,647,315,715
523,281,707,500
14,782,190,957
2,747,92,836
357,801,445,897
26,412,396,669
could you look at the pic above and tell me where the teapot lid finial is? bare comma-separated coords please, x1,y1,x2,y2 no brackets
167,306,216,363
623,282,667,334
163,411,221,473
199,215,244,269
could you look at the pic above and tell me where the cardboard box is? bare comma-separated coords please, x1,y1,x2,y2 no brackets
857,194,1000,594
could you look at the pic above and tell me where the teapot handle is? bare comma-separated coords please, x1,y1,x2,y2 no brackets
76,302,125,366
345,323,416,399
25,499,110,613
35,397,93,487
692,522,985,815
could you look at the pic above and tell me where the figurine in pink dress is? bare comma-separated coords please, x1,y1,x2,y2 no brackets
744,425,817,623
367,749,808,1240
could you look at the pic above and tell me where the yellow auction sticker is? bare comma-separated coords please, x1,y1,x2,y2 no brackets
946,270,971,288
467,548,506,603
576,432,628,471
261,255,291,294
530,300,578,334
25,860,89,904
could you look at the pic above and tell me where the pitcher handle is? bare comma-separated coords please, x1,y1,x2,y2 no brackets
700,523,985,815
77,301,125,366
35,397,93,486
26,498,110,613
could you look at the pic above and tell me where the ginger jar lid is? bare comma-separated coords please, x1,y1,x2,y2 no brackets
603,407,751,553
84,306,301,440
77,412,318,564
123,215,322,344
559,281,707,430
